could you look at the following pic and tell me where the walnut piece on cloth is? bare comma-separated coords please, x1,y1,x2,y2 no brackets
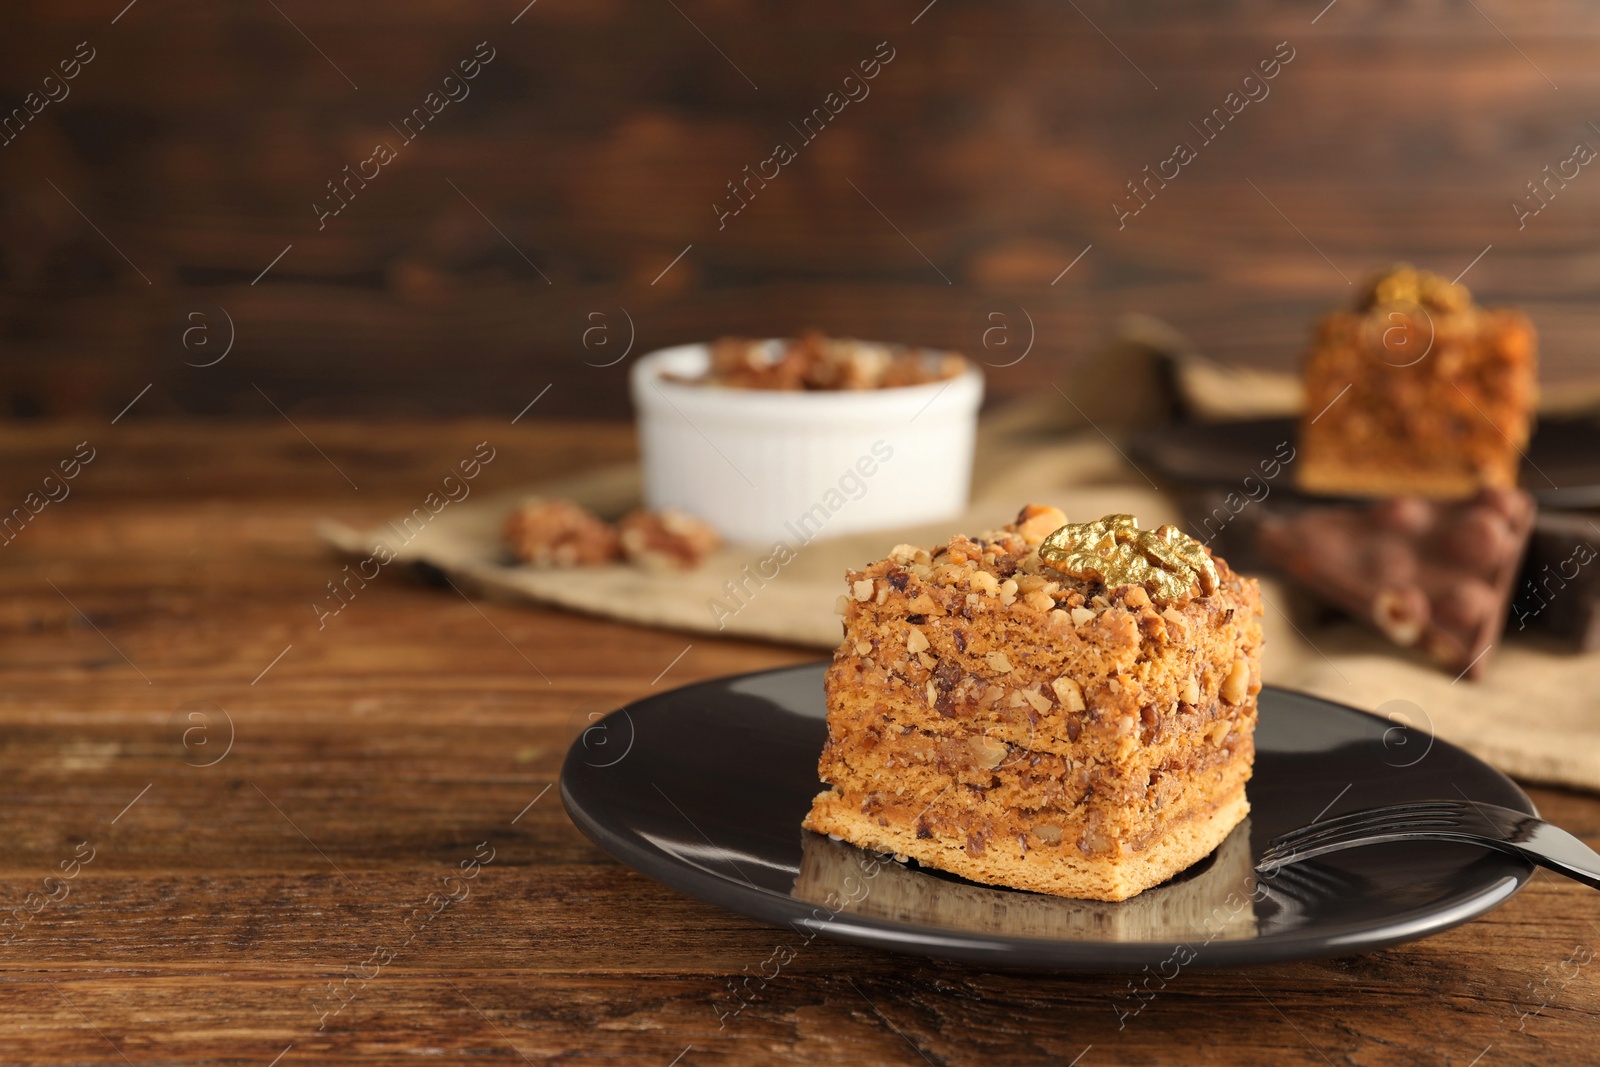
618,508,721,571
504,498,620,567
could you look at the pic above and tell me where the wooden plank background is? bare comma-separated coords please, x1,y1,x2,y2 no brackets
2,0,1598,420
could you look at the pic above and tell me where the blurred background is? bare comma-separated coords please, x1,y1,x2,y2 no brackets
1,0,1596,421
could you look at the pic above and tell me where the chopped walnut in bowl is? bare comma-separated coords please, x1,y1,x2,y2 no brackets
672,331,967,391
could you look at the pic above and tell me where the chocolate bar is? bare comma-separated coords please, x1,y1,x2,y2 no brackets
1257,488,1536,679
1511,511,1600,650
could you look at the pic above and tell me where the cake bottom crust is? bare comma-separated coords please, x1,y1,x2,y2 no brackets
1298,454,1517,499
803,785,1250,903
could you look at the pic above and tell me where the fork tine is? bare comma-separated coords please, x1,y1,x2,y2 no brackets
1270,812,1467,849
1271,800,1470,834
1264,804,1470,854
1257,826,1493,871
1261,819,1465,863
1260,808,1479,865
1284,800,1470,834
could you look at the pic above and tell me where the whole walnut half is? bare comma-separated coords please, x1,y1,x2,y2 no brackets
618,508,721,571
504,498,621,567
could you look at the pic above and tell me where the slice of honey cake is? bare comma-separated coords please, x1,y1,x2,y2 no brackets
802,506,1263,902
1299,264,1538,498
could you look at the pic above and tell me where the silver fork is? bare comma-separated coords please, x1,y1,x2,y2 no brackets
1256,800,1600,890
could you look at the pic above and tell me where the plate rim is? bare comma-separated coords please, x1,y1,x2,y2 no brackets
560,662,1536,971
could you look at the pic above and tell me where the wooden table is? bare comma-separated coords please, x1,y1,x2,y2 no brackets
1,420,1594,1066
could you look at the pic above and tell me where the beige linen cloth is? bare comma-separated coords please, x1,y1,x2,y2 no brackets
319,319,1600,792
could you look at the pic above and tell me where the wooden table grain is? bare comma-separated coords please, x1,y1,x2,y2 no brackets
0,420,1595,1067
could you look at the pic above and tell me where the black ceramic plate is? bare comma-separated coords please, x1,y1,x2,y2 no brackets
1127,415,1600,508
561,663,1534,970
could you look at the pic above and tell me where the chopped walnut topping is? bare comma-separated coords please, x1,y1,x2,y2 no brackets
1221,657,1251,705
999,579,1019,606
968,735,1008,769
1070,606,1096,627
1181,677,1201,705
906,627,930,654
1022,687,1053,714
888,544,920,563
1162,606,1190,641
1208,720,1232,746
1014,504,1069,546
1015,574,1049,595
986,651,1014,673
1050,676,1086,712
969,570,1000,596
945,536,983,564
851,579,874,601
1023,590,1055,613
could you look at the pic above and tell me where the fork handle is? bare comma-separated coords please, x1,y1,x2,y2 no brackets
1507,820,1600,891
1259,820,1600,891
1315,825,1600,890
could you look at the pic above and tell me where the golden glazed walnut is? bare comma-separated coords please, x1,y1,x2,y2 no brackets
504,498,620,567
1299,264,1538,498
1040,514,1218,601
675,331,967,391
803,503,1263,902
618,508,721,571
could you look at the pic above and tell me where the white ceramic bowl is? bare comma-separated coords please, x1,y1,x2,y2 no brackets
630,342,984,545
